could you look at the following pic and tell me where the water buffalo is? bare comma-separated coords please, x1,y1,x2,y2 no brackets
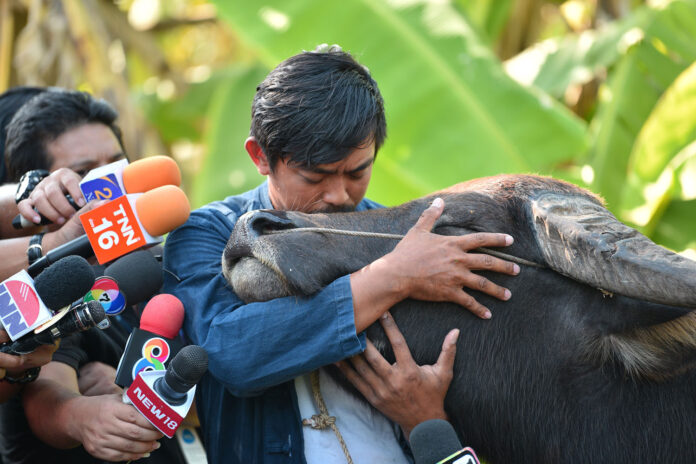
222,174,696,463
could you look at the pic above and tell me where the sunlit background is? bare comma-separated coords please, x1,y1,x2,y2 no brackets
1,0,694,255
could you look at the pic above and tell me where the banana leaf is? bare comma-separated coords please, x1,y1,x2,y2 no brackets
205,0,587,206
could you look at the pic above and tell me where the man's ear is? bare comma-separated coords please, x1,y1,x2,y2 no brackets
245,137,271,176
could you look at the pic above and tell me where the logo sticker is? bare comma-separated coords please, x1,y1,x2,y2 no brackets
80,173,124,202
132,337,171,379
0,271,52,340
84,276,126,315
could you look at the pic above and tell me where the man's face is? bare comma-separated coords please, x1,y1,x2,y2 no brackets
46,123,126,177
267,142,375,213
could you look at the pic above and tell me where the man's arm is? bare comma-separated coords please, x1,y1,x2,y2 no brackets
163,200,517,396
163,208,369,395
22,361,163,462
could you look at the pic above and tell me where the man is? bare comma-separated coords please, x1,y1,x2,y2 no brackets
163,46,519,463
0,89,174,463
0,87,61,402
0,88,126,280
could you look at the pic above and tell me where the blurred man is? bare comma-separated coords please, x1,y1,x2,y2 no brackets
0,89,178,463
0,88,125,280
0,86,46,240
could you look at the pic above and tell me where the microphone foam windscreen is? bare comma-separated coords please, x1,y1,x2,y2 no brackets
410,419,463,464
104,250,162,306
135,185,190,237
122,155,181,193
165,345,208,393
140,293,185,338
34,256,95,310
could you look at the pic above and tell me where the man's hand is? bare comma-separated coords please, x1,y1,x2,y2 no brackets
0,329,58,379
69,393,162,462
336,312,458,440
17,168,85,227
383,197,519,319
78,362,121,396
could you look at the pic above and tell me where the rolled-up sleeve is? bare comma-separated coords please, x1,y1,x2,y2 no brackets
162,207,366,396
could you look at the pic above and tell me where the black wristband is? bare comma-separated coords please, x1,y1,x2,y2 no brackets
2,367,41,384
15,169,50,204
27,233,45,265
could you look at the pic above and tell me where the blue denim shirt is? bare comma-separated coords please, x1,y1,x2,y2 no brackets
162,182,386,463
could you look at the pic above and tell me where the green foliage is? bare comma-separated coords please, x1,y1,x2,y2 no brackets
454,0,515,45
207,0,586,205
191,65,270,208
505,10,646,98
139,0,695,253
589,0,696,214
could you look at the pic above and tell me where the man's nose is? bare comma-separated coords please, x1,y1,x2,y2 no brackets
323,177,350,206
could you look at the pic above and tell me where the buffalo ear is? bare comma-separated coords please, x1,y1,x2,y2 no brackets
587,307,696,381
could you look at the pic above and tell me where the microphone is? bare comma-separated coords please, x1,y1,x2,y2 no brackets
33,255,97,311
27,184,190,276
1,300,105,354
124,345,208,438
12,156,181,229
410,419,480,464
84,250,163,316
0,256,95,340
114,294,185,388
80,155,181,201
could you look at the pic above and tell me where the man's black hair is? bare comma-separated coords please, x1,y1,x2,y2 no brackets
4,88,125,182
251,46,386,169
0,86,46,183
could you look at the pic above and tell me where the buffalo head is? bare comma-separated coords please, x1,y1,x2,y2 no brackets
222,174,696,463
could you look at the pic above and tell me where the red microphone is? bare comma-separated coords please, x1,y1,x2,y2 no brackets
114,294,185,388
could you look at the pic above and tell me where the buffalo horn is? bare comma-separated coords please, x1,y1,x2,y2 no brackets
531,192,696,308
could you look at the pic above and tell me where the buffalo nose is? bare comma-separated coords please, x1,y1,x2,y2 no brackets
240,210,295,238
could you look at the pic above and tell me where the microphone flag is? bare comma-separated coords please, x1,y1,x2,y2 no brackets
0,270,53,340
79,159,128,202
80,194,160,264
114,329,184,388
124,369,193,438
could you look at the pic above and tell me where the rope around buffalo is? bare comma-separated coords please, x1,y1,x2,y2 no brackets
268,227,545,269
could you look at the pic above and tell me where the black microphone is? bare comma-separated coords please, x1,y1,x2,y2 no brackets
33,255,96,310
124,345,208,438
410,419,480,464
27,235,93,278
154,345,208,406
2,300,105,354
104,250,163,307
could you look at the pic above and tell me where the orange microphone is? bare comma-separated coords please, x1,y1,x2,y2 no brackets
14,156,183,229
80,185,190,264
122,156,182,194
27,185,190,276
80,155,181,202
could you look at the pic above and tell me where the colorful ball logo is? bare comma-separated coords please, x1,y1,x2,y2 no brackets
84,276,126,315
132,337,171,379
